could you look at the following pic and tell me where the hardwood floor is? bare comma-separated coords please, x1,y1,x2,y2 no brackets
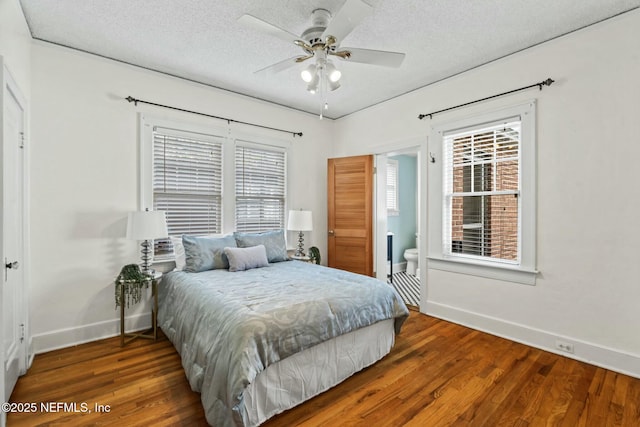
8,311,640,426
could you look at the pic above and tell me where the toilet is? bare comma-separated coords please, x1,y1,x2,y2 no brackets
403,235,419,276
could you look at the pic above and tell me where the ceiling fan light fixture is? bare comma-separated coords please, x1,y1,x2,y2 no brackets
300,64,317,83
307,72,320,93
240,1,406,118
326,61,341,82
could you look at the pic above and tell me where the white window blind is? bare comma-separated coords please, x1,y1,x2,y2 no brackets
443,119,521,264
153,127,223,255
235,144,286,233
387,159,399,215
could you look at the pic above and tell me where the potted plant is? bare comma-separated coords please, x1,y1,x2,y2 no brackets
308,246,321,265
115,264,152,308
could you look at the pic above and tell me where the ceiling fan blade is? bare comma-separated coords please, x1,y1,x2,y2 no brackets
334,48,406,68
238,14,298,44
322,0,372,43
255,56,306,74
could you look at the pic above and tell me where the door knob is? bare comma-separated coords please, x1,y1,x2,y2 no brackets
328,230,335,236
5,260,19,270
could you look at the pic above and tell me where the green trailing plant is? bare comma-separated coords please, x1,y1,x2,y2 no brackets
115,264,152,309
308,246,321,265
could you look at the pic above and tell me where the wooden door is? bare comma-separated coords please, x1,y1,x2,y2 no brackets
327,155,373,276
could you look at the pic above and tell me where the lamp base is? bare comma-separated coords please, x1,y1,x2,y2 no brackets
294,231,306,257
140,239,153,275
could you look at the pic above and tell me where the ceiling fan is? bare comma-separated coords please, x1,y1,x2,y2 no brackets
238,0,406,98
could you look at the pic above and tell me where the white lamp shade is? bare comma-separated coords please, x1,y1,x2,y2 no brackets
301,64,316,83
287,210,313,232
326,61,341,82
126,210,169,240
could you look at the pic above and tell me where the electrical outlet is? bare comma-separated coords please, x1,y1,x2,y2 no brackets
555,339,575,354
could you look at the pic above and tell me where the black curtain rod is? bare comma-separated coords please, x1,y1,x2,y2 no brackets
125,96,303,137
417,78,555,120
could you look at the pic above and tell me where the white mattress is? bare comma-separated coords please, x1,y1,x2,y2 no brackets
242,318,395,426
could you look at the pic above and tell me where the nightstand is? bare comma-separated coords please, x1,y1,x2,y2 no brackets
119,271,162,347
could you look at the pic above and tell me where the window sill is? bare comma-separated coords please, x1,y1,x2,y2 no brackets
427,256,538,285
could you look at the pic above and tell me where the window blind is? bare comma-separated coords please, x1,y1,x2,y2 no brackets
443,120,521,263
153,127,223,256
386,159,399,214
235,144,286,233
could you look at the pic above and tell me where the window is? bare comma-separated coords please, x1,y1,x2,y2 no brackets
152,127,224,256
444,120,520,263
428,101,537,285
235,143,286,233
386,159,399,216
141,115,290,260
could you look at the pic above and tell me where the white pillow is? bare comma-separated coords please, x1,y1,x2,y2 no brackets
224,245,269,272
170,236,186,271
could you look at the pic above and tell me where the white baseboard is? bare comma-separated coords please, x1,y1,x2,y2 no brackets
424,301,640,379
31,312,152,354
27,337,34,370
394,262,407,272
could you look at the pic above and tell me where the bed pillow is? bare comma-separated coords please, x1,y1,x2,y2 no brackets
182,235,237,273
233,229,288,263
224,245,269,272
170,236,186,271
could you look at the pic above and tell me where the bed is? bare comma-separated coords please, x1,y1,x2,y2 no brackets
157,258,409,426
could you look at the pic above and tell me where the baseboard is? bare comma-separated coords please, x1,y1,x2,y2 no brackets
27,337,34,370
424,301,640,379
31,312,152,354
393,262,407,272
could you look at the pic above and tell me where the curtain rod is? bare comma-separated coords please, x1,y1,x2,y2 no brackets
125,96,303,137
417,78,554,120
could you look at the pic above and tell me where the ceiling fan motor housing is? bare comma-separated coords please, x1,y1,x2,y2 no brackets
301,8,332,47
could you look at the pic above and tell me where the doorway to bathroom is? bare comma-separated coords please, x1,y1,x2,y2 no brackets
376,148,421,308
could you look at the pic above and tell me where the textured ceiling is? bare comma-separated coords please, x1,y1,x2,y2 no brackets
19,0,640,119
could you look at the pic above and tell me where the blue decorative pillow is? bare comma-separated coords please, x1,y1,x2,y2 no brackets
224,245,269,272
234,229,288,263
182,235,237,272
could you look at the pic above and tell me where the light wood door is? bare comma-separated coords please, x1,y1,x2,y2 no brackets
327,155,373,276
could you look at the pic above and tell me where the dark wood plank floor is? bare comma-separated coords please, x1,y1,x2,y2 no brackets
8,311,640,426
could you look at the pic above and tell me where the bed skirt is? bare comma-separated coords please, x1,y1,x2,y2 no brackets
243,318,395,426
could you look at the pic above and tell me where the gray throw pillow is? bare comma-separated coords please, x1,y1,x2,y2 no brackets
182,235,237,272
224,245,269,272
233,229,288,263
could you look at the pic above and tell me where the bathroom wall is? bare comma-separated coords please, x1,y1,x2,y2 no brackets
387,154,417,267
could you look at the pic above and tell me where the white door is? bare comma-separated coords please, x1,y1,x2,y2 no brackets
1,60,27,408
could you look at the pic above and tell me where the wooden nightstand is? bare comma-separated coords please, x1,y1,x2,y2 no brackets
119,271,162,347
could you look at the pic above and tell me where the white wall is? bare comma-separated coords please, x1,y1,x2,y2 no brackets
334,10,640,377
29,41,334,352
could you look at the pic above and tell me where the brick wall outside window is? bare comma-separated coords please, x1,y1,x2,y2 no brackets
449,129,519,261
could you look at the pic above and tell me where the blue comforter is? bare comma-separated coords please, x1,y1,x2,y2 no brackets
158,260,409,426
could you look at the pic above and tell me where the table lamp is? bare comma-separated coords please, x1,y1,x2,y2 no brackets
126,209,169,274
287,210,313,257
